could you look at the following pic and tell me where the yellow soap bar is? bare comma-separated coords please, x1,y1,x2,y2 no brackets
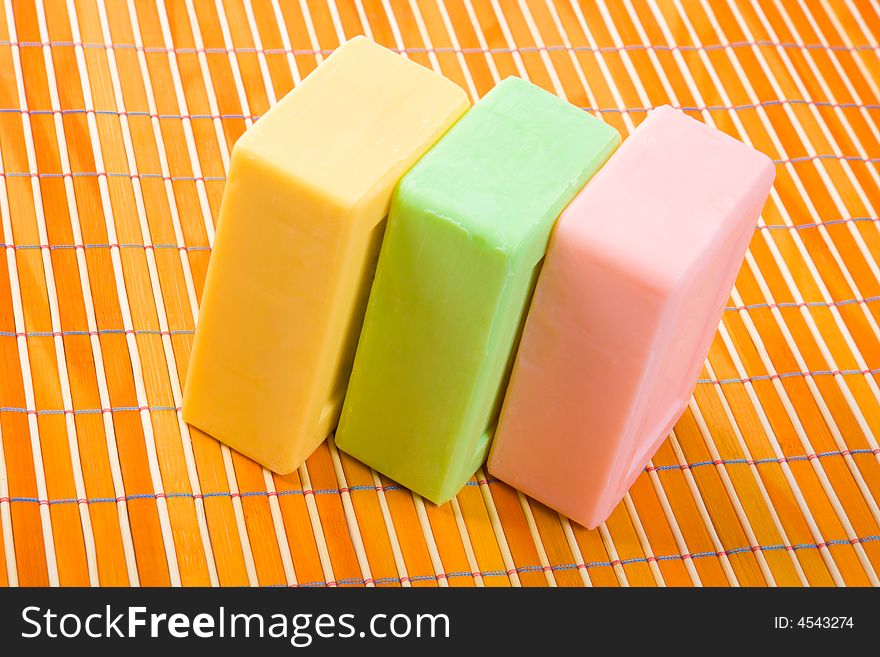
183,36,469,473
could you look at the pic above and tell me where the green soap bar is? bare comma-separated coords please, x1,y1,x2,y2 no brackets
335,77,621,504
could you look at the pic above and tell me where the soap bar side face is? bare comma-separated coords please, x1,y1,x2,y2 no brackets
337,191,512,504
489,106,775,528
487,237,669,515
184,147,349,473
336,77,621,503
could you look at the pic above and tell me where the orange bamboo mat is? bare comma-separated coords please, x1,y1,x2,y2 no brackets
0,0,878,588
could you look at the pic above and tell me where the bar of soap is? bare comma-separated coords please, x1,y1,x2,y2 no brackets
488,106,775,528
183,36,469,473
336,77,620,504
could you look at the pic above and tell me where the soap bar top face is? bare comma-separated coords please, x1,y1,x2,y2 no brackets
236,35,469,208
399,76,621,256
183,36,469,475
336,78,620,504
488,105,775,529
563,105,775,288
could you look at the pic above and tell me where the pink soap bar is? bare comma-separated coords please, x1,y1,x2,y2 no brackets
488,106,775,529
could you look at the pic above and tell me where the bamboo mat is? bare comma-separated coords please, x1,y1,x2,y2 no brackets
0,0,878,588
